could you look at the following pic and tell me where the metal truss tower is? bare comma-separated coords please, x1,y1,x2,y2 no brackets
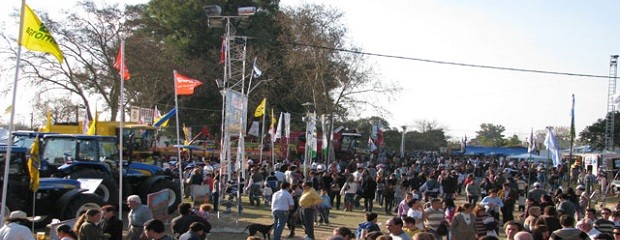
605,55,618,151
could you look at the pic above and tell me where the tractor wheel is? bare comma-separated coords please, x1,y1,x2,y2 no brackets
144,180,181,214
68,169,119,205
63,193,103,220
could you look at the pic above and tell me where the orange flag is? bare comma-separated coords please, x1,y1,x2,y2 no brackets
174,72,203,95
114,42,130,80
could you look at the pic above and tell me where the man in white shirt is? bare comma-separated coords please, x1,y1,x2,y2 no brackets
271,182,294,240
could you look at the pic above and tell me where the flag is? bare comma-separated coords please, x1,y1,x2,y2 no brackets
308,113,317,158
153,108,175,127
4,105,12,115
368,137,377,152
43,110,52,132
254,98,266,117
87,110,98,135
113,41,130,80
82,111,89,134
20,5,64,63
570,94,576,141
274,112,283,140
544,127,560,167
182,124,191,145
219,38,226,64
461,135,467,153
321,115,327,153
153,105,161,125
528,128,536,154
248,121,260,137
27,136,40,191
269,109,277,142
253,61,262,78
283,113,291,138
174,72,203,95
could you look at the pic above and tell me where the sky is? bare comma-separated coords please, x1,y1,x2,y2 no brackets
2,0,619,142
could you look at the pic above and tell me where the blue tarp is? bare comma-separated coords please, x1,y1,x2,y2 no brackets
451,146,528,156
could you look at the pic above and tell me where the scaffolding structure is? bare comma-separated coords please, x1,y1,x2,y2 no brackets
605,55,619,151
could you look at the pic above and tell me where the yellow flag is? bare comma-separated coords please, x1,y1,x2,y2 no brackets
182,124,191,145
43,110,52,132
87,111,98,135
4,105,12,115
20,5,64,63
254,98,266,117
28,136,40,191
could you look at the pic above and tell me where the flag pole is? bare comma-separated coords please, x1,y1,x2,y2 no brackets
173,70,185,199
568,94,575,187
259,110,265,164
1,0,27,225
117,40,126,218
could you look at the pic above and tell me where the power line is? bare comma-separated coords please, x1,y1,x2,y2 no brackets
279,41,613,79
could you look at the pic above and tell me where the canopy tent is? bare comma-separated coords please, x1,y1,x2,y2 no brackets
452,146,528,156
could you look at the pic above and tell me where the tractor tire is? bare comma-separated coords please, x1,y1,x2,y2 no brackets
68,169,119,205
62,193,103,220
143,180,181,214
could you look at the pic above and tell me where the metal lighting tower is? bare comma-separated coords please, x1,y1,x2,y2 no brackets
605,55,618,151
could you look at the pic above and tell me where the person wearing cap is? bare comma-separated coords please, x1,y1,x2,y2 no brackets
528,182,547,204
0,210,35,240
127,195,154,240
299,181,323,239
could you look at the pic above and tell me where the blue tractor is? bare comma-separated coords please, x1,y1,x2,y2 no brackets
0,146,103,226
39,134,181,213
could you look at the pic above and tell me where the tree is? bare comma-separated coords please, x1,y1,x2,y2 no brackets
580,112,620,151
475,123,506,147
504,134,521,147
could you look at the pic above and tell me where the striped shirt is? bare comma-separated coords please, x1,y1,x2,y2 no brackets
424,207,445,230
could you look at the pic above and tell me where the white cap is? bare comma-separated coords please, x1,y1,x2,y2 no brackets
9,210,27,219
533,182,541,187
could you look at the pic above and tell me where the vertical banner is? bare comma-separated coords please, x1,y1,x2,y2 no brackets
224,90,247,135
283,113,291,138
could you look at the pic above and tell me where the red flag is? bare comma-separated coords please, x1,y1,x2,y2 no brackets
219,38,225,64
174,72,203,95
114,42,130,80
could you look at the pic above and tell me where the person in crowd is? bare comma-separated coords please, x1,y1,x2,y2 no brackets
98,205,122,240
577,218,601,239
407,199,425,230
78,209,103,240
178,222,206,240
612,226,620,240
480,189,503,222
384,180,396,215
523,206,541,232
444,198,457,223
549,215,589,240
513,231,534,240
531,225,550,240
424,198,445,239
420,175,442,201
499,183,518,222
595,208,616,235
171,202,210,237
386,216,412,240
271,182,294,240
341,176,358,212
332,226,354,240
398,193,414,217
465,174,481,205
299,181,323,239
503,221,521,240
317,188,331,226
557,194,578,217
449,203,477,240
362,174,378,212
536,206,562,233
356,212,381,239
528,182,547,204
143,219,174,240
0,210,35,240
56,224,78,240
127,195,154,240
474,205,497,238
248,167,265,207
402,216,424,237
539,195,555,211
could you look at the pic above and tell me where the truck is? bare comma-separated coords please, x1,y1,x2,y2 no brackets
0,146,103,226
38,134,181,213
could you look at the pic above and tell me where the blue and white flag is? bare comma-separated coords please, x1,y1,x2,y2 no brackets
528,128,536,154
544,127,560,167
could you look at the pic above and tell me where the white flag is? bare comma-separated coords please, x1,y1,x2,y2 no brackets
283,113,291,138
544,127,560,167
274,112,283,140
321,115,327,151
248,121,260,137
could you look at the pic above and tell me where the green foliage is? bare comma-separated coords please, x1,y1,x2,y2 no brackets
579,111,620,151
475,123,506,147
